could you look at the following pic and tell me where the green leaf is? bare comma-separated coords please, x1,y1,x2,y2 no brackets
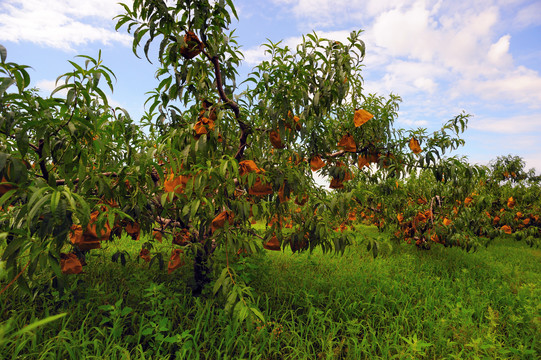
190,199,200,219
15,130,29,158
225,0,238,19
12,69,25,92
132,27,150,58
51,83,74,97
0,77,15,96
220,160,228,177
66,88,76,106
28,186,50,210
2,235,26,260
0,44,6,63
235,302,248,321
141,328,153,336
95,87,109,107
250,307,265,323
47,172,57,188
115,15,131,31
28,193,52,222
13,313,67,337
0,189,16,208
67,60,85,74
50,190,61,215
0,152,7,173
158,76,172,91
121,307,133,316
181,203,190,219
48,252,61,277
225,289,238,313
7,158,27,183
213,268,229,295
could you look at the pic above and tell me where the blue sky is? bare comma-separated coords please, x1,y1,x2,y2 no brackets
1,0,540,173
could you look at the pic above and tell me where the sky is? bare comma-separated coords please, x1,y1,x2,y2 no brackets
1,0,540,174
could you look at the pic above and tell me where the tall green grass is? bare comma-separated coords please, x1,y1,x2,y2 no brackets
1,226,539,359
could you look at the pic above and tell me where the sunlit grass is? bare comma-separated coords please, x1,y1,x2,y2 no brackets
0,225,539,359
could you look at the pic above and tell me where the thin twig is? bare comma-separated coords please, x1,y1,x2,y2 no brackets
37,139,49,182
0,260,30,297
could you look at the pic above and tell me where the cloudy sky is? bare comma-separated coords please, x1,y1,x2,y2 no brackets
1,0,540,173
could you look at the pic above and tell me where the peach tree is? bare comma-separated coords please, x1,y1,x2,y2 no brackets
1,0,474,319
349,154,541,254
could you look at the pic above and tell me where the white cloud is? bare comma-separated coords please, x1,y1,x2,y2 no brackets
365,1,541,111
522,155,541,174
364,3,504,79
513,1,541,28
0,0,131,51
241,46,270,66
487,35,512,67
35,79,66,96
457,66,541,107
396,117,429,127
370,2,437,62
365,0,416,17
270,0,541,110
365,60,446,95
470,113,541,134
413,77,437,93
271,0,366,28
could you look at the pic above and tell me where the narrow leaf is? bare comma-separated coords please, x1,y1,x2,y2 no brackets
0,44,6,63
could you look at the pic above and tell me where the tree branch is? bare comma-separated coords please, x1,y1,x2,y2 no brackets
37,139,49,182
203,50,251,161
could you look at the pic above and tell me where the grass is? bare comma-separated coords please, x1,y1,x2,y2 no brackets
0,225,539,359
